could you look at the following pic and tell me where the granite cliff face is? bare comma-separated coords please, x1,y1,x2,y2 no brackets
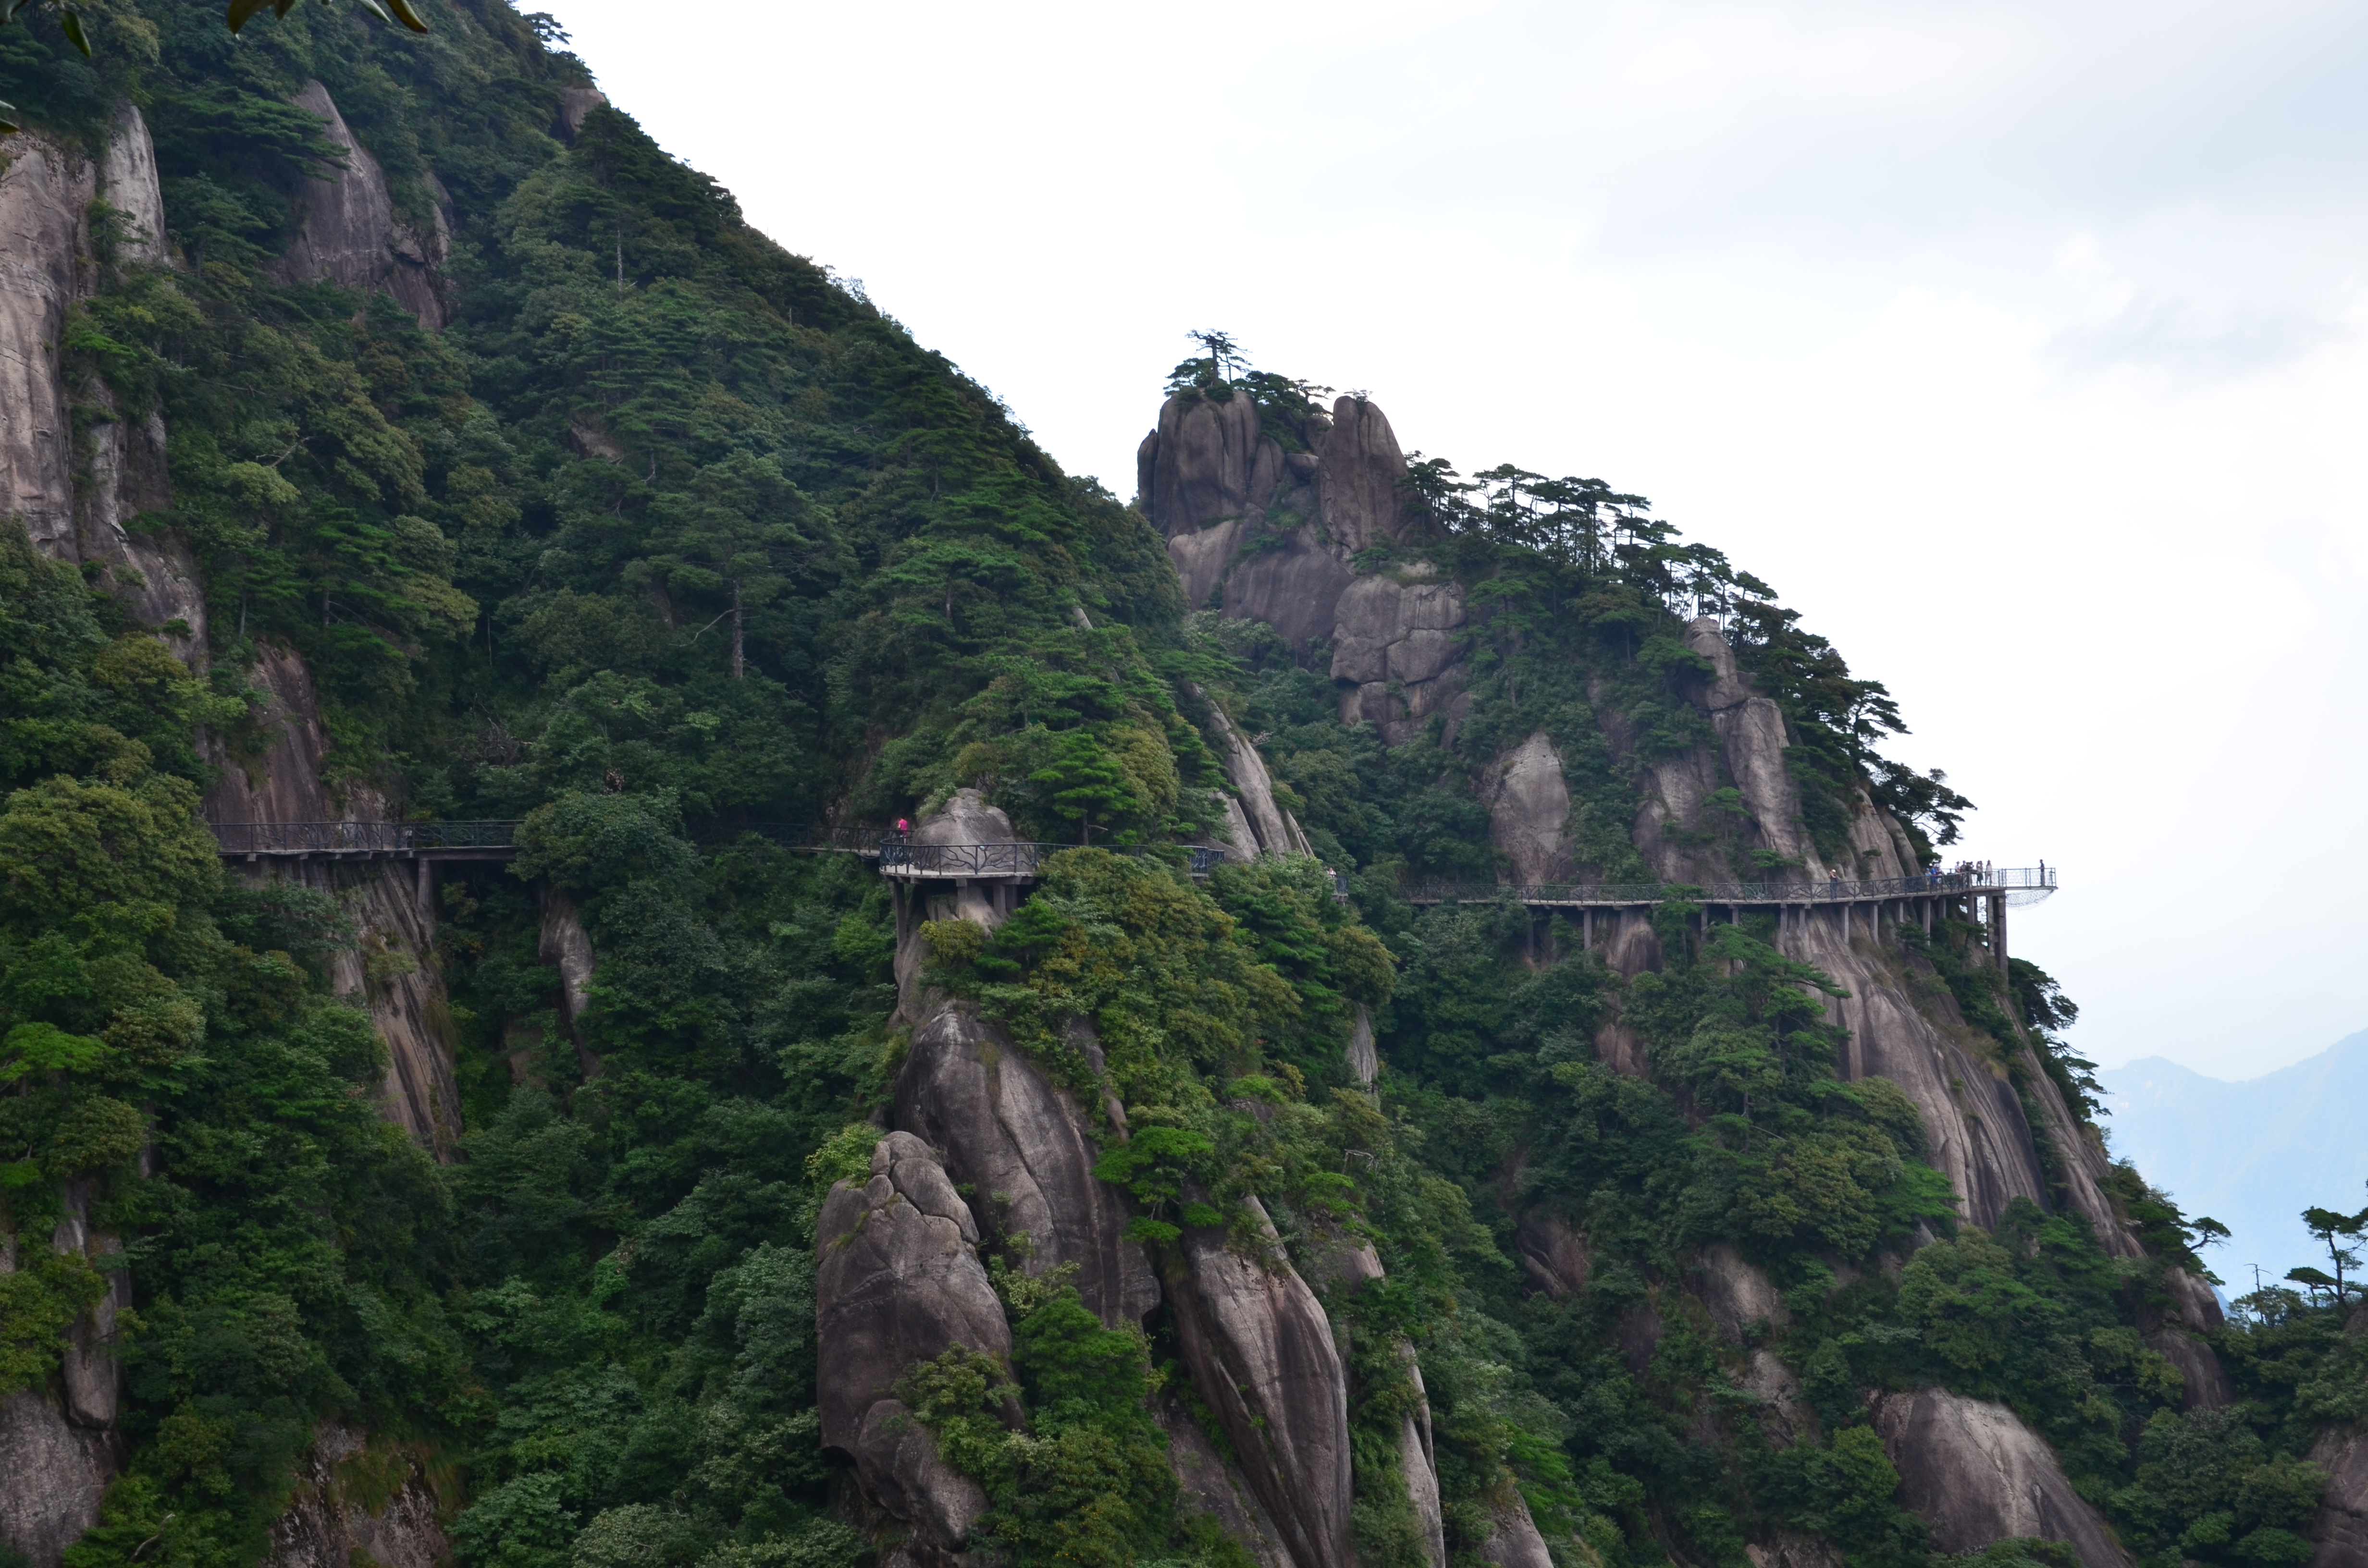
274,80,452,330
0,105,205,657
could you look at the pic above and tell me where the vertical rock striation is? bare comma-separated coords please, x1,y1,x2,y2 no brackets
1164,1199,1356,1568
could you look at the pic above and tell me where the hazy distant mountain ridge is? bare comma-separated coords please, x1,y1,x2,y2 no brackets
2102,1028,2368,1286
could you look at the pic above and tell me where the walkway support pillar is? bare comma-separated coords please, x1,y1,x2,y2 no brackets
416,856,432,918
1990,893,2008,970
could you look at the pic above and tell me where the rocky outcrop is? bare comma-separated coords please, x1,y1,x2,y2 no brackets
204,646,461,1152
1695,1242,1787,1343
1479,1491,1556,1568
1739,1350,1818,1446
555,85,608,140
2146,1328,2232,1410
333,868,461,1155
1489,733,1576,884
1332,565,1468,746
891,789,1023,1020
205,646,332,821
0,129,95,557
51,1180,127,1429
2309,1426,2368,1568
1138,391,1455,722
1746,1534,1844,1568
0,1390,113,1568
262,1425,448,1568
1159,1399,1295,1568
1165,1198,1355,1568
538,890,599,1078
1872,1388,2132,1568
1315,397,1409,553
1347,1004,1378,1087
1193,692,1310,859
274,81,449,329
1514,1210,1590,1298
893,1006,1159,1326
815,1133,1009,1553
1400,1392,1447,1568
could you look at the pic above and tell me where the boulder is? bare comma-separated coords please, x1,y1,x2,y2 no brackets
912,786,1015,849
2310,1426,2368,1568
1315,396,1410,553
1166,1198,1355,1568
262,1424,448,1568
1478,1490,1555,1568
1488,733,1576,886
816,1135,1008,1551
894,1006,1158,1326
0,1390,112,1568
1872,1388,2132,1568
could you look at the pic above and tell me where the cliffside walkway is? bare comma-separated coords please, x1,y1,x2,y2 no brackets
1409,866,2057,970
1406,866,2057,909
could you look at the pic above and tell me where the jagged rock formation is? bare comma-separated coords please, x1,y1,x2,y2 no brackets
2311,1425,2368,1568
274,82,451,330
1164,1198,1356,1568
1872,1388,2132,1568
1331,565,1469,746
262,1425,449,1568
815,1133,1009,1555
893,1006,1159,1326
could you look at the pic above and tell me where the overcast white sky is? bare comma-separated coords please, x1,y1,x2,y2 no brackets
534,0,2368,1083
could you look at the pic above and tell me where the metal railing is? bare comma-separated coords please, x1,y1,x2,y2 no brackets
694,823,889,856
877,841,1230,878
1406,866,2057,906
211,820,522,856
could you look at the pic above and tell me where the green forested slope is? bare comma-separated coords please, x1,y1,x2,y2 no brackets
1,6,2362,1568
